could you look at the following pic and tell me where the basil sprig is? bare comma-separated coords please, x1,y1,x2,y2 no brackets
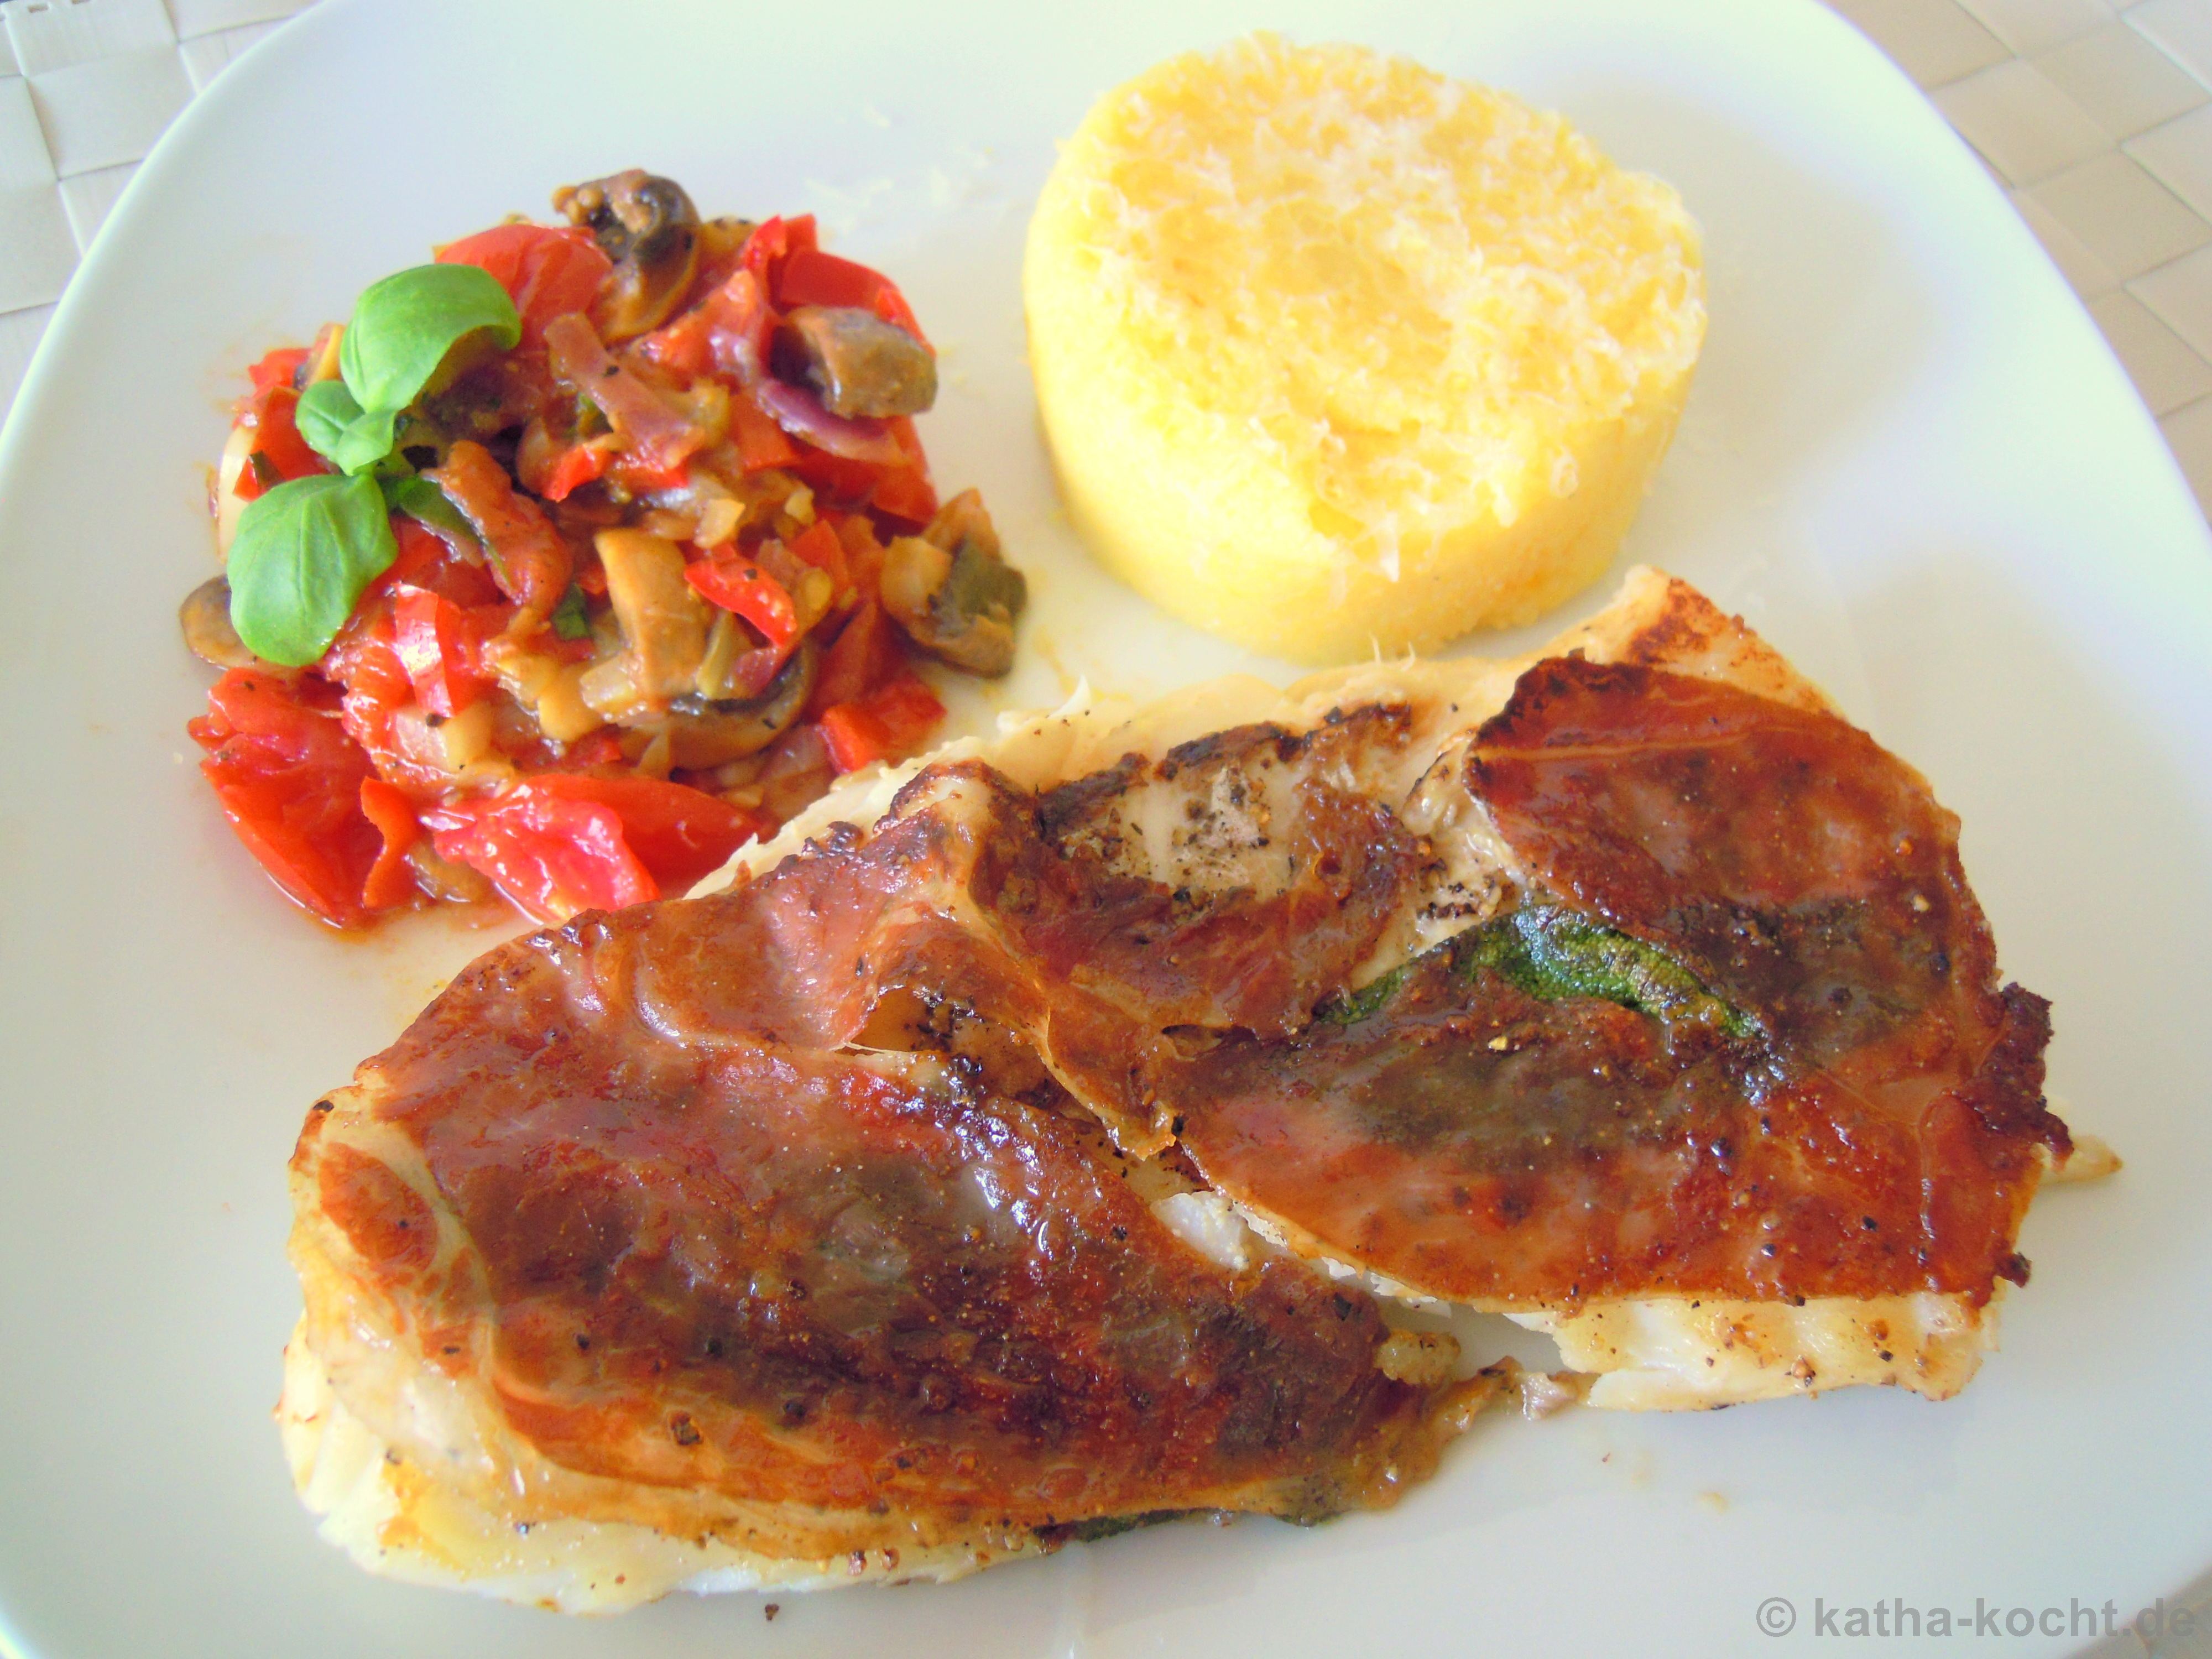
227,473,398,666
298,263,520,476
227,262,519,665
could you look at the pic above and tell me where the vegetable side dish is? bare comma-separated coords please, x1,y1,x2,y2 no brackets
183,171,1024,928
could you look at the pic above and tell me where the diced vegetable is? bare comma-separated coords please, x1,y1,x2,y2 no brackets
188,669,392,928
596,528,711,700
390,585,488,718
436,223,613,348
818,671,947,773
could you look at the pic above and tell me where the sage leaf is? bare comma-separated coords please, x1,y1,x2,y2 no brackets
227,472,398,667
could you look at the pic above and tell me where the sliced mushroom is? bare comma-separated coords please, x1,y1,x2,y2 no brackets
594,527,712,702
180,575,259,669
554,170,701,343
780,305,937,419
653,640,818,769
879,490,1026,676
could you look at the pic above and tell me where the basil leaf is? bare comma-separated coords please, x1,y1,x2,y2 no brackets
296,378,399,476
339,264,520,417
383,474,479,547
227,473,398,667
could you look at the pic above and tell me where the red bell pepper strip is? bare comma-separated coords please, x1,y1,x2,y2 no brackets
540,442,612,502
729,394,800,473
817,671,946,774
685,557,800,649
775,248,926,341
437,223,613,349
786,518,851,592
807,599,898,717
357,778,422,911
739,215,820,297
187,669,390,928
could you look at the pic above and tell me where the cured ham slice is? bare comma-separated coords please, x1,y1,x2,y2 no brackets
1168,656,2064,1308
282,567,2093,1608
284,775,1495,1608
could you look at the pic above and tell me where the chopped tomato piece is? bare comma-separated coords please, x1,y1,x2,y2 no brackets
775,248,926,341
426,774,764,922
437,224,613,349
525,775,768,890
429,790,656,925
247,346,310,394
785,518,851,593
685,557,799,649
390,585,489,718
357,778,422,911
817,672,946,774
188,669,390,928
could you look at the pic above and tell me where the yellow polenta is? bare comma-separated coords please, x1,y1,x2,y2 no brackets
1024,35,1705,661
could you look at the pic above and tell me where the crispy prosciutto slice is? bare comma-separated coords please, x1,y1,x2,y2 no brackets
282,570,2091,1609
284,754,1491,1610
1168,657,2067,1314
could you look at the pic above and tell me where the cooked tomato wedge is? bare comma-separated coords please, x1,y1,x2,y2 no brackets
427,775,765,924
438,224,614,349
188,669,392,928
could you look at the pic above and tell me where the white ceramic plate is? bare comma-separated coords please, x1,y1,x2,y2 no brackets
4,1,2209,1654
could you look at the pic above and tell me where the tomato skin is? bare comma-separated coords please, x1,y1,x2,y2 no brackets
429,790,656,925
525,775,768,890
188,669,391,928
424,774,763,923
390,585,490,718
437,224,613,348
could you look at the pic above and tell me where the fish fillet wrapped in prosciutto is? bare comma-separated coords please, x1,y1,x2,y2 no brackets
283,568,2089,1607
